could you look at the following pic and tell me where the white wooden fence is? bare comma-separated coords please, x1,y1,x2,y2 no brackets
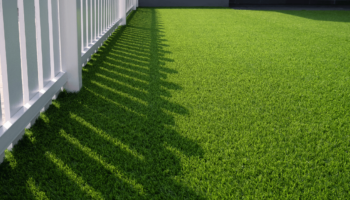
0,0,137,164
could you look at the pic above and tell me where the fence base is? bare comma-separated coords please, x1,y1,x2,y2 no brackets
11,130,25,148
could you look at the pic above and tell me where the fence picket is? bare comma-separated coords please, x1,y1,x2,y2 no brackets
87,0,92,45
82,0,87,51
36,0,52,87
104,0,106,30
90,0,93,43
51,0,61,76
93,0,97,41
0,0,24,121
18,0,37,104
108,0,110,27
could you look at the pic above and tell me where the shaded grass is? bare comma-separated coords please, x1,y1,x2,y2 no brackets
1,8,350,199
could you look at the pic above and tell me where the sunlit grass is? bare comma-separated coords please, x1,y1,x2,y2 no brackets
0,8,350,200
27,178,49,200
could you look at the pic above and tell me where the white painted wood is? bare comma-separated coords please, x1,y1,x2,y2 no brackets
101,0,104,31
59,0,82,92
111,0,114,24
99,0,102,36
0,72,67,158
105,0,107,30
119,0,126,25
12,130,25,146
19,0,39,101
95,0,100,36
87,0,91,45
106,0,108,28
115,0,118,23
81,0,84,52
48,0,56,80
81,18,121,63
34,0,44,91
85,0,89,47
37,0,52,87
0,0,24,122
93,0,96,41
26,112,40,129
90,0,93,43
82,0,87,51
51,0,61,76
18,0,30,105
108,0,110,27
99,0,101,36
116,0,120,23
41,100,52,112
113,0,115,23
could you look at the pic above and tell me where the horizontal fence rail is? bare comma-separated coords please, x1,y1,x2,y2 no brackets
0,0,138,164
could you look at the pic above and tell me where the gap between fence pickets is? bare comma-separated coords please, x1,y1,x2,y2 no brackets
81,7,134,67
0,72,67,164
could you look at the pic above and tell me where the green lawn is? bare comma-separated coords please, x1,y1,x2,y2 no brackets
1,8,350,199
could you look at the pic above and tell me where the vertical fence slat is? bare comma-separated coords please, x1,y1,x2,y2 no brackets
108,0,110,27
99,0,102,35
112,0,115,24
111,0,114,25
104,0,107,31
106,0,109,29
51,0,61,76
19,0,39,101
98,0,100,37
111,0,113,25
92,0,95,42
115,0,117,24
94,0,96,41
102,0,104,32
101,0,104,32
34,0,43,91
36,0,52,87
89,0,94,44
0,0,24,121
116,0,119,23
48,0,56,79
87,0,91,45
81,0,84,52
18,0,30,105
82,0,87,51
40,0,52,87
85,0,89,46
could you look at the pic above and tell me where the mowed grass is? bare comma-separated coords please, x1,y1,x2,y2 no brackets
1,8,350,199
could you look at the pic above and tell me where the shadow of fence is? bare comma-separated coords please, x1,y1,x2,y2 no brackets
0,9,205,200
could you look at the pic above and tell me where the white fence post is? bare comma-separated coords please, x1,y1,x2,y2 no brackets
58,0,82,92
119,0,126,25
